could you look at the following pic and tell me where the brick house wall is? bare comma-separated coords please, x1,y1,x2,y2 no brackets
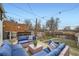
3,20,30,32
3,20,31,39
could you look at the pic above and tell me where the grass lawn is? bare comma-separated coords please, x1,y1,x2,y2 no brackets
70,47,79,56
37,36,79,56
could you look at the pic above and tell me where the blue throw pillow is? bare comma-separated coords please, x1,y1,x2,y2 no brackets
12,44,28,56
33,35,36,40
0,40,12,56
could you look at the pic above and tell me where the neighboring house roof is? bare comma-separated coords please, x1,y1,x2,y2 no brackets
3,20,30,32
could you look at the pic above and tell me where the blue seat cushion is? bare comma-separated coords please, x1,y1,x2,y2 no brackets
18,36,29,41
46,48,61,56
57,43,65,51
46,43,65,56
19,40,29,44
33,50,47,56
0,40,12,56
12,44,28,56
2,40,10,45
43,47,50,53
46,49,56,56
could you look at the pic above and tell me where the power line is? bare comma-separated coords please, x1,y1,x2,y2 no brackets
9,3,45,24
5,4,79,22
9,4,37,17
10,4,44,24
59,4,79,14
7,4,58,21
6,13,20,21
4,4,37,22
6,12,22,18
5,12,25,22
26,3,46,24
5,11,36,23
26,3,33,12
26,3,39,17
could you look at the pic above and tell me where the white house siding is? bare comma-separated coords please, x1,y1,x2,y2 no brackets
0,20,3,46
75,33,79,46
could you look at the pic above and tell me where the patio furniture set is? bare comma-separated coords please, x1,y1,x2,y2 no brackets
0,35,69,56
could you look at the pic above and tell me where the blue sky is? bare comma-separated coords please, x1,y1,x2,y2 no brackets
3,3,79,29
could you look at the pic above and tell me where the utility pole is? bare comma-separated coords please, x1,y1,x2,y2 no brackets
34,18,38,36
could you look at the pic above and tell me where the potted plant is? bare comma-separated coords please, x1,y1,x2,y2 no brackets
33,35,37,47
33,39,37,47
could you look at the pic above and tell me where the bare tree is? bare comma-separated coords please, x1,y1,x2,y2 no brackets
42,24,46,32
24,19,33,31
34,18,41,32
9,19,18,23
75,26,79,31
64,26,71,30
55,18,59,30
46,17,59,31
46,17,54,31
24,19,31,25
